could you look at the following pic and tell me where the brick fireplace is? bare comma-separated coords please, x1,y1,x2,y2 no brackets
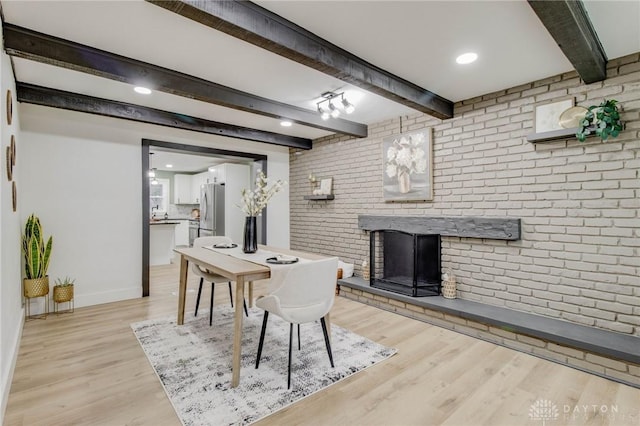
369,230,441,297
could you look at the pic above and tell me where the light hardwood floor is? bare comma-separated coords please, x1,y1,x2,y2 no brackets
5,262,639,425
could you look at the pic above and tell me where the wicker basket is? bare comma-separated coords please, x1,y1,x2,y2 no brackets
24,277,50,298
442,277,456,299
53,285,74,303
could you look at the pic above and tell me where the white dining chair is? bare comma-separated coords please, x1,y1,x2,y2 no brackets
255,257,339,389
192,236,248,325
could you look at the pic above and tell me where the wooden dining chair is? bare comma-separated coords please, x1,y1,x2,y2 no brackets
255,257,339,388
192,236,248,325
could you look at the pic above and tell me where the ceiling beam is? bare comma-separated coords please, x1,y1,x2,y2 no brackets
146,0,454,120
17,82,313,150
527,0,607,83
3,23,366,138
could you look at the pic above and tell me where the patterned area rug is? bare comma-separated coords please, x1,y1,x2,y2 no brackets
131,308,397,426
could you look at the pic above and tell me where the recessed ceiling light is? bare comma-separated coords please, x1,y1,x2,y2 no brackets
134,86,152,95
166,164,173,168
456,52,478,65
280,120,293,127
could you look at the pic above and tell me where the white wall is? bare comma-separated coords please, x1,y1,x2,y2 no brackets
263,152,290,249
221,163,251,245
18,104,290,305
20,131,143,306
0,49,24,418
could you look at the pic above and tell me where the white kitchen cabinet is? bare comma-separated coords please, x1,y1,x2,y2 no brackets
208,165,226,184
191,171,210,204
174,220,190,247
173,174,194,204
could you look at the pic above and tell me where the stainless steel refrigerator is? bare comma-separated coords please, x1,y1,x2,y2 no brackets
199,183,225,238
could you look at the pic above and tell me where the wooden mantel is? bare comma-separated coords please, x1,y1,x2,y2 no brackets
358,215,521,241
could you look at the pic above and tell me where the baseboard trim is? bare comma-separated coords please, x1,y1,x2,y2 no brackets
74,287,141,308
1,307,24,422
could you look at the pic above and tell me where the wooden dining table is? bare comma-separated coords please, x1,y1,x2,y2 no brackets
173,245,327,388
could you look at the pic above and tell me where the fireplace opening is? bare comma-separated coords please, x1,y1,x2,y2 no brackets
369,230,441,297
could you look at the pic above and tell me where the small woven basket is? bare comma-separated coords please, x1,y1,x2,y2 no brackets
24,277,50,298
442,271,456,299
53,285,74,303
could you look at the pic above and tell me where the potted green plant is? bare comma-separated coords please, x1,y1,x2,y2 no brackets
53,276,74,304
576,99,623,142
22,214,53,299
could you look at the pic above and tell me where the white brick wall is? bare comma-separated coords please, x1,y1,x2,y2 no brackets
290,53,640,336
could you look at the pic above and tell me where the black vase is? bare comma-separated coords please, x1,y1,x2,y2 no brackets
243,216,258,253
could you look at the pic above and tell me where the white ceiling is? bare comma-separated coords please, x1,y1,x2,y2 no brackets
3,0,639,149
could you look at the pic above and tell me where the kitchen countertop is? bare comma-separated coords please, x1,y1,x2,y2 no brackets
150,221,180,225
151,217,199,221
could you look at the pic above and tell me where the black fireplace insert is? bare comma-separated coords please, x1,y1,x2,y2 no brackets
369,230,441,297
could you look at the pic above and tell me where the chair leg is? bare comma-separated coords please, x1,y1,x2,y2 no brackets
256,311,269,369
320,317,334,368
297,324,301,350
209,282,215,326
227,282,233,308
243,299,249,317
288,323,293,389
194,277,204,316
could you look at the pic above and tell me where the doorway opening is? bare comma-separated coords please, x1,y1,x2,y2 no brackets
142,138,268,297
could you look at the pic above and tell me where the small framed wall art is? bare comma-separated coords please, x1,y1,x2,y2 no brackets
311,177,333,195
534,97,573,133
319,178,333,195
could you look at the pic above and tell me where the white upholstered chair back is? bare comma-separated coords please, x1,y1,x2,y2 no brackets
257,257,339,324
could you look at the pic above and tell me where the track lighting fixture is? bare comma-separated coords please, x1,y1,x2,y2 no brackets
316,91,355,119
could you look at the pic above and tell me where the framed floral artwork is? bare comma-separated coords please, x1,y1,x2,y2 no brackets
383,128,433,202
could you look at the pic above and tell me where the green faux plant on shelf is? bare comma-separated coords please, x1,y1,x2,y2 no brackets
576,99,623,142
